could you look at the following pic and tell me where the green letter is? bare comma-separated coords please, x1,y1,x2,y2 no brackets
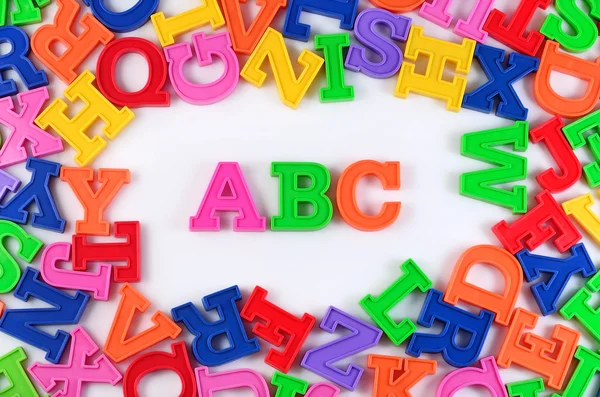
314,33,354,103
271,162,333,231
460,121,528,213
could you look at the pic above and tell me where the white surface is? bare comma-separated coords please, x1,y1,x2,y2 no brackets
1,0,600,396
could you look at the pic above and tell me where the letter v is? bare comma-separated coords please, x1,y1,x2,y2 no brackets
104,283,181,363
221,0,287,54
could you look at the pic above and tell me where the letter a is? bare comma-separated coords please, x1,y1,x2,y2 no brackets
190,162,266,231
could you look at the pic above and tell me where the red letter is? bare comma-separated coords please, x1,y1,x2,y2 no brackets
96,37,169,108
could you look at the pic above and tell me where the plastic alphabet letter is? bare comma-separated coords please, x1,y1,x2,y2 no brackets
0,347,39,397
419,0,494,42
151,0,225,47
28,326,122,397
271,372,340,397
561,272,600,343
345,9,412,79
0,220,42,294
506,379,544,397
123,342,196,397
171,285,259,366
40,242,112,301
0,26,47,98
337,160,400,230
460,122,529,213
189,162,266,231
96,37,169,108
368,354,437,397
367,0,424,13
360,259,432,345
3,0,47,26
396,26,476,112
483,0,550,56
463,44,539,121
517,243,596,315
104,283,182,363
301,306,382,390
540,0,600,53
0,157,65,232
534,41,600,118
436,356,507,397
555,346,600,397
406,289,494,368
35,70,135,167
271,162,333,231
563,192,600,246
314,34,354,103
196,366,270,397
72,221,140,282
31,0,113,84
165,32,239,105
497,308,580,390
492,190,581,254
60,167,130,236
0,88,63,168
240,286,316,373
563,109,600,188
282,0,359,41
444,245,523,325
241,28,324,109
530,117,581,193
0,267,89,364
220,0,287,54
82,0,159,32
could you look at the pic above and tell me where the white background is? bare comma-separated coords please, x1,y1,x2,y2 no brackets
1,0,600,396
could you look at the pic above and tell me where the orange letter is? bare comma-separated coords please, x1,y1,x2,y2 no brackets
497,308,579,390
220,0,287,54
367,0,424,12
444,245,522,325
104,284,181,363
31,0,113,84
60,167,131,236
369,354,436,397
337,160,400,231
535,41,600,118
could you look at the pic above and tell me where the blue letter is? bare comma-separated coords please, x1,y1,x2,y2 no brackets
0,267,89,363
0,157,65,232
283,0,359,41
517,243,596,316
463,43,539,121
406,289,494,368
171,285,259,366
0,26,47,98
82,0,159,33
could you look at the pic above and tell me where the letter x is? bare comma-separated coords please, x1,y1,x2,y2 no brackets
463,43,539,120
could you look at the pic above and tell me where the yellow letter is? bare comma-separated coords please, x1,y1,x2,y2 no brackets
241,27,324,109
563,192,600,245
151,0,225,47
395,25,475,112
35,70,134,167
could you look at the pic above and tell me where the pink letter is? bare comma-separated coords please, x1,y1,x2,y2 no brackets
28,326,122,397
189,162,266,231
165,32,239,105
0,87,63,168
436,356,507,397
419,0,494,42
196,367,269,397
40,242,112,301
